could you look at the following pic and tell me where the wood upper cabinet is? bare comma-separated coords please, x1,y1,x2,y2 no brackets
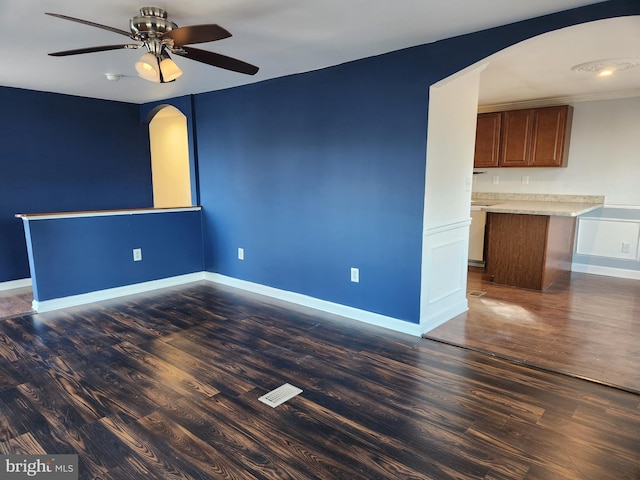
474,105,573,168
500,109,534,167
474,112,501,167
530,106,573,167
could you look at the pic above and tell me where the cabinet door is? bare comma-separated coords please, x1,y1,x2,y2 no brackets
530,105,573,167
473,112,501,168
500,109,533,167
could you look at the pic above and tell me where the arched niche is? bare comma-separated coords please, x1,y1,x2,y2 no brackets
147,105,192,208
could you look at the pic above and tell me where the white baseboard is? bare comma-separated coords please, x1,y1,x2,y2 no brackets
33,272,206,313
420,300,469,335
571,263,640,281
30,270,425,337
204,273,422,337
0,278,32,292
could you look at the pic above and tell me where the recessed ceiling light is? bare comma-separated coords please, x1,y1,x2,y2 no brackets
571,58,640,77
104,73,122,81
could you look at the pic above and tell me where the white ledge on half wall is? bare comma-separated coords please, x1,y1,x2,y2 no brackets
16,206,201,221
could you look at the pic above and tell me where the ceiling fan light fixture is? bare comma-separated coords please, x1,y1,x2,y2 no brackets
135,50,182,83
159,54,182,82
135,51,160,82
46,8,259,82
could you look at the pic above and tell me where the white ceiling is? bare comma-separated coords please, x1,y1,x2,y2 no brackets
1,1,638,105
478,15,640,108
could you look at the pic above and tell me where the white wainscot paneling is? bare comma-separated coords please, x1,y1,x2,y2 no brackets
419,220,470,334
576,218,640,260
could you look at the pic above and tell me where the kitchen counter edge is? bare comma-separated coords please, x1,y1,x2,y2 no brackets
478,201,603,217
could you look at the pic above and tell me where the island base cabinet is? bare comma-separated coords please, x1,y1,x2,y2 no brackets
485,213,576,290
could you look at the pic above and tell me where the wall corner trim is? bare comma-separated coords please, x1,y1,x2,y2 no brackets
205,272,422,337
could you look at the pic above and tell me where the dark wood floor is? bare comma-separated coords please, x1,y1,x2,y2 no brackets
0,281,638,479
426,270,640,394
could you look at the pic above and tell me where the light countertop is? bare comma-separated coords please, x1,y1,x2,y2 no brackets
471,193,604,217
476,200,602,217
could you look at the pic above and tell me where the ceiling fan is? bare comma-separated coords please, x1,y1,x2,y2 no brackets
46,6,259,83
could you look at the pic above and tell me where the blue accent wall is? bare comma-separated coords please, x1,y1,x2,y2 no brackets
0,87,153,283
190,0,640,324
195,56,431,323
24,210,203,301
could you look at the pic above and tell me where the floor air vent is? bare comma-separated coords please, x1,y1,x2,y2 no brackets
259,383,303,408
468,290,487,297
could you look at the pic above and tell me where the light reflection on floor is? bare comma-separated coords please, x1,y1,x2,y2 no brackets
476,297,539,324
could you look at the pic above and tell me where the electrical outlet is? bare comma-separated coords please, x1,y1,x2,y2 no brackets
492,176,499,185
350,267,359,283
621,242,631,254
133,248,142,262
521,175,529,185
238,247,244,260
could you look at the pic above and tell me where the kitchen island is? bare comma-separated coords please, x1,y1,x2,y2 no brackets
471,194,603,290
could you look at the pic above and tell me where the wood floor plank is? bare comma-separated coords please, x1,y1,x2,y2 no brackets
98,414,197,480
110,341,220,399
427,270,640,393
0,287,33,319
137,410,264,480
14,383,113,479
198,390,421,480
0,386,74,455
158,396,316,480
0,432,47,456
0,281,638,479
137,337,257,397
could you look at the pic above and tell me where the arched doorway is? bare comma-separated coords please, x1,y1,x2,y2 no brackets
149,106,192,207
419,16,638,333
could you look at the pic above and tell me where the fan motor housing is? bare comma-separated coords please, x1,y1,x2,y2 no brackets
130,7,177,39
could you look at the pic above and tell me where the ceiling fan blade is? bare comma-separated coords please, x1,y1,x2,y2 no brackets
48,44,140,57
45,12,132,38
175,46,259,75
161,24,232,46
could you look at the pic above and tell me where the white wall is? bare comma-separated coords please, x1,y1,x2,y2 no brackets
472,96,640,207
420,66,483,333
424,68,484,228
